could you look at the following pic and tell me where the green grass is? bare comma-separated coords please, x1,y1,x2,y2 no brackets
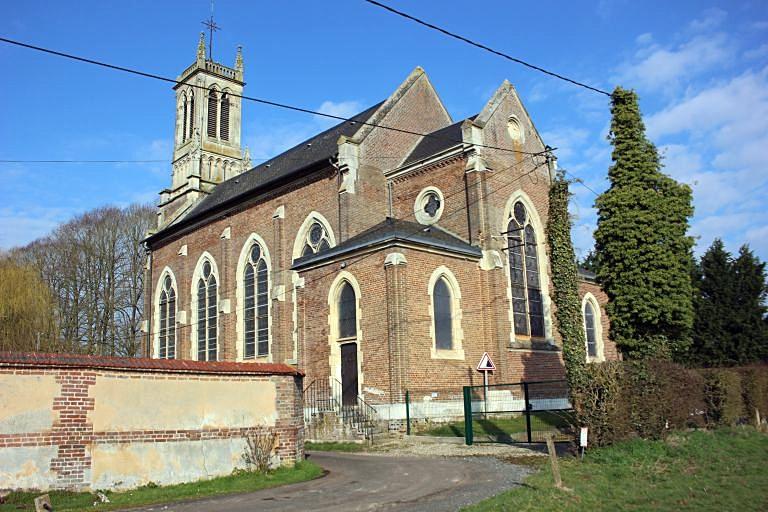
0,461,323,512
417,411,574,442
463,428,768,511
305,441,367,452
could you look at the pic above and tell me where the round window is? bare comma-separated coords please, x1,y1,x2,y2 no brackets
507,116,524,143
414,187,445,225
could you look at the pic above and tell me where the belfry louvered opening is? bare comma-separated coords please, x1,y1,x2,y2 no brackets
220,93,230,141
207,89,218,138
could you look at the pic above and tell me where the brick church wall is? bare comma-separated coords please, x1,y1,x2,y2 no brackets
0,353,303,491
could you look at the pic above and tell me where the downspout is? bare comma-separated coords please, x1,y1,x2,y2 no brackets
145,244,153,358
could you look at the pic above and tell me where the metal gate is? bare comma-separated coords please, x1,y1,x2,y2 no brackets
462,380,574,445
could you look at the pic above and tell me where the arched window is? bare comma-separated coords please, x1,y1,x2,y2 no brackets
197,260,218,361
207,89,218,138
301,221,332,257
433,277,453,350
507,201,544,338
188,92,195,140
158,275,176,359
582,294,604,361
584,301,597,358
220,93,230,141
244,243,269,358
182,94,188,143
338,282,357,339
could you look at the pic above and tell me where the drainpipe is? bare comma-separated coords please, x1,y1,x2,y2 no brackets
145,245,153,358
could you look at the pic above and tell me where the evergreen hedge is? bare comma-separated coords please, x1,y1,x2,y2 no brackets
575,361,767,446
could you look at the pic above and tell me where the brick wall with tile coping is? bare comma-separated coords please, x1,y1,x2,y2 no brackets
0,352,304,491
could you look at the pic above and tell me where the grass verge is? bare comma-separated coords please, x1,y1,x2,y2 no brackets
0,461,323,512
417,411,573,441
305,441,367,452
462,428,768,511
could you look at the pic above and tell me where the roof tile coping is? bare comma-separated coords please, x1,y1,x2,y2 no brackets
0,352,303,377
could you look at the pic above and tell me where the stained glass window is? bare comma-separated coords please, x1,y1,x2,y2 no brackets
338,282,357,339
197,260,218,361
433,278,453,350
244,243,269,358
585,302,597,358
158,275,176,359
507,201,545,338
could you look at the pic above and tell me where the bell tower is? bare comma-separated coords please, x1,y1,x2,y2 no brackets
158,33,248,227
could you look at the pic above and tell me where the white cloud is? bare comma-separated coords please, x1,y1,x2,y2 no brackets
615,33,734,92
688,7,727,32
0,207,75,249
745,43,768,60
646,68,768,139
244,99,365,160
635,32,654,45
315,100,364,126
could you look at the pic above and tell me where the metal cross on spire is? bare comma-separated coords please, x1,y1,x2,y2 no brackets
201,0,220,61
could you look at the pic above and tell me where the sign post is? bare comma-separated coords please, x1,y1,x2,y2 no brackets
476,352,496,418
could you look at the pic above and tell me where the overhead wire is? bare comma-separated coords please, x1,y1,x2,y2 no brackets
0,36,546,159
158,152,549,338
362,0,612,97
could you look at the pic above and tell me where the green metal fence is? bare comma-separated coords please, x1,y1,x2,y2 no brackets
463,380,575,445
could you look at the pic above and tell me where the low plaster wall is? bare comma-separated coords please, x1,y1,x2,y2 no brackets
0,352,304,491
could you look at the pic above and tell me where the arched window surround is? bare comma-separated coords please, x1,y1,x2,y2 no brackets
582,292,605,362
190,252,220,361
235,234,273,362
502,191,555,345
292,212,337,262
427,266,465,360
153,267,178,359
327,272,364,391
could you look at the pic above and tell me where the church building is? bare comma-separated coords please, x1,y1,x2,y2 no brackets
143,35,618,415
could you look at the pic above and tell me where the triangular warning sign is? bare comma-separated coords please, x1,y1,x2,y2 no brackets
476,352,496,372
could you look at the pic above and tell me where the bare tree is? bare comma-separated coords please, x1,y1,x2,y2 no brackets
7,203,154,355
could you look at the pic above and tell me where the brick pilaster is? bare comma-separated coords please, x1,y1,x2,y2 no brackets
384,252,408,403
50,371,96,489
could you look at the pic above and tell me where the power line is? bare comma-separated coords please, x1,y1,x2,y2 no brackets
0,36,547,159
155,154,548,336
362,0,612,97
0,160,166,164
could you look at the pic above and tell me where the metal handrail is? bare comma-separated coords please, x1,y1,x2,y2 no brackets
303,377,379,441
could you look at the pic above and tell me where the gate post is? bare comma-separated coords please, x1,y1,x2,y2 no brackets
463,386,473,446
523,381,532,443
405,390,411,435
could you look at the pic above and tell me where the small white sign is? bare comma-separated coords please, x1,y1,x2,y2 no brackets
580,427,589,447
476,352,496,372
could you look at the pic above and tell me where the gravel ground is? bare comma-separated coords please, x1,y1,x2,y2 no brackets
371,434,551,460
133,452,534,512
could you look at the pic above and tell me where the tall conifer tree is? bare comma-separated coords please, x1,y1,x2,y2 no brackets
690,239,734,366
731,245,768,363
594,87,694,359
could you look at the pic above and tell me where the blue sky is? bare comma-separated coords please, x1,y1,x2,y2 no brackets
1,0,766,261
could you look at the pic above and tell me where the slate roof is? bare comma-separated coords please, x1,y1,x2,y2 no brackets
578,267,597,281
292,217,481,270
401,115,476,166
147,101,384,244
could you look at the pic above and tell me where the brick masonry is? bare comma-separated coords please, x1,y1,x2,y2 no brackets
0,353,304,491
145,70,619,411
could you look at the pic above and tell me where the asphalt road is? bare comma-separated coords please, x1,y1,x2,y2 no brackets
137,451,531,512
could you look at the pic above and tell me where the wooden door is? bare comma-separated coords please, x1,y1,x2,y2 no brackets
341,343,358,406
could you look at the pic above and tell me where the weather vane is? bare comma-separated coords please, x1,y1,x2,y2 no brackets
201,0,220,61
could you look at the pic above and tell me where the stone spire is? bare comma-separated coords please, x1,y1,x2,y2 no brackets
197,32,206,64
